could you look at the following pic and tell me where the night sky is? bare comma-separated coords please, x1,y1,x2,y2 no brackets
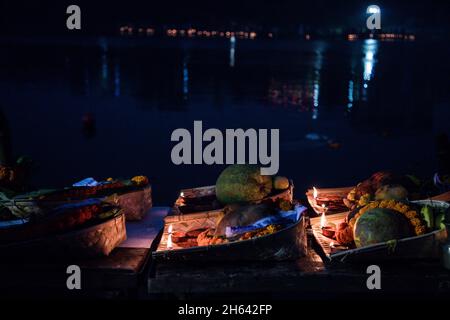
0,0,449,36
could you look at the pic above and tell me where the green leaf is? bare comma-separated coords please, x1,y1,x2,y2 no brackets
386,239,398,254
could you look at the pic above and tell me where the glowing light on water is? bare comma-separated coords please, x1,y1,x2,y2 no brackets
313,81,320,107
311,48,323,119
229,36,236,67
363,39,378,82
347,80,354,109
312,79,320,119
183,59,189,100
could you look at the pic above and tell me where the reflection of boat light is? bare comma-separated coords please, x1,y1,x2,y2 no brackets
347,80,354,109
363,39,378,81
183,60,189,99
313,81,319,107
229,36,236,67
312,47,323,119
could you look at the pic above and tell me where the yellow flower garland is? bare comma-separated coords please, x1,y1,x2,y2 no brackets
348,199,427,236
131,175,149,186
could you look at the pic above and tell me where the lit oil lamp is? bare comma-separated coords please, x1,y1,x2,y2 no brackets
176,191,186,206
320,205,336,238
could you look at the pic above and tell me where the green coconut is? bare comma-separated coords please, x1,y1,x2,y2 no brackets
353,208,413,248
215,165,272,205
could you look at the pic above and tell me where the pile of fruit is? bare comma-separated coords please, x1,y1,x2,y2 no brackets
171,164,296,248
333,171,450,248
343,171,414,210
335,199,448,248
342,170,447,210
215,164,290,205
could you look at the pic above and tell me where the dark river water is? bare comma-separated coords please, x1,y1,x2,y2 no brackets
0,37,449,204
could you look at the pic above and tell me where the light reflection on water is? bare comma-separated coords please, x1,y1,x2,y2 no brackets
363,39,378,85
267,43,325,118
182,56,189,100
0,39,447,203
229,36,236,67
347,80,354,110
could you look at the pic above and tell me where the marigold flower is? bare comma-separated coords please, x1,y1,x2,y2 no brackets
405,210,418,219
131,175,149,186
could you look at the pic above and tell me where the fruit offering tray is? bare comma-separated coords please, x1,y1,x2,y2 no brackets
311,199,449,263
306,171,446,215
153,181,308,262
153,206,307,262
1,180,152,221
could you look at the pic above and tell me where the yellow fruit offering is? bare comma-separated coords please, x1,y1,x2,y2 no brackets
273,176,289,190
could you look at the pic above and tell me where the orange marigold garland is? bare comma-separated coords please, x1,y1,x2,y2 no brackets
348,199,427,236
131,175,149,186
